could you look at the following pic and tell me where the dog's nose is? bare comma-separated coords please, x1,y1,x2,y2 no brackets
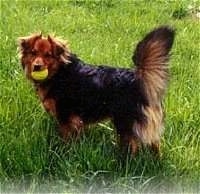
33,64,42,71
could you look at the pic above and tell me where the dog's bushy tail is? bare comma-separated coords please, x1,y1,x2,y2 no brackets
132,26,175,144
133,26,175,104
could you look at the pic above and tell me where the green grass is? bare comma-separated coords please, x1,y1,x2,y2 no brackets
0,0,200,193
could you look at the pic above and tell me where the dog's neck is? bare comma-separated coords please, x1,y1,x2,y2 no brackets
33,54,83,100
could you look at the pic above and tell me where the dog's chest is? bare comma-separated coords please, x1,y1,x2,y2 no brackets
36,86,49,101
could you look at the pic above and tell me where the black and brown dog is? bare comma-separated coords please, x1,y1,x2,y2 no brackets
18,26,175,155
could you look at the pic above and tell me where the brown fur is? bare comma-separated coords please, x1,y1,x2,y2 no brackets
18,26,175,156
18,34,70,80
133,27,174,147
59,114,84,140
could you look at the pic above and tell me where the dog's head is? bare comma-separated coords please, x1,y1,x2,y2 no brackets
18,33,70,82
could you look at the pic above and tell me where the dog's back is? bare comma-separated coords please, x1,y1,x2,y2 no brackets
18,26,175,155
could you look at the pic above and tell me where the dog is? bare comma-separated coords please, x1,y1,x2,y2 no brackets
18,26,175,155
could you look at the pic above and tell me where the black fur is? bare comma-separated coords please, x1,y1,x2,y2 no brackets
39,26,175,140
41,54,148,133
20,26,175,153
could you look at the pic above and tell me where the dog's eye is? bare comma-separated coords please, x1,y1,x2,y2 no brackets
31,50,37,56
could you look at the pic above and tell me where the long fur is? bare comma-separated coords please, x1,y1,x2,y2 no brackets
18,26,175,154
132,27,175,144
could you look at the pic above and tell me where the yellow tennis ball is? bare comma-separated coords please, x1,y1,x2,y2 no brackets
31,69,48,80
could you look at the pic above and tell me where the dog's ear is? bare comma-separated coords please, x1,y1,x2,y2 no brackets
18,33,42,51
47,35,66,56
47,35,70,63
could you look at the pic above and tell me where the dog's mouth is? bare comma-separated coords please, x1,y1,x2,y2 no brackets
31,68,49,81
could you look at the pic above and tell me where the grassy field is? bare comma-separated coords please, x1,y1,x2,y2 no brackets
0,0,200,193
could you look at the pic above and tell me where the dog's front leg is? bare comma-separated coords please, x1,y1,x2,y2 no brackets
43,98,57,116
58,114,84,141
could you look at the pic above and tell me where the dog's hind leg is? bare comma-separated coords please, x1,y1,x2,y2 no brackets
150,141,160,157
113,116,140,155
132,113,162,157
119,133,140,155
